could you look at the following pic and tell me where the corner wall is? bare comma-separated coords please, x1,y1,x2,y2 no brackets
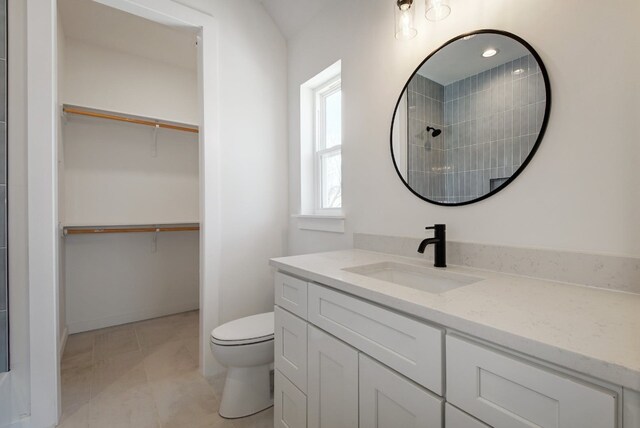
287,0,640,258
178,0,289,325
56,1,67,365
0,1,31,426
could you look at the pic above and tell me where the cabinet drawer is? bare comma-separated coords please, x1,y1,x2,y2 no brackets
445,404,490,428
446,335,617,428
274,369,307,428
308,283,443,395
360,354,443,428
275,271,308,319
275,306,308,392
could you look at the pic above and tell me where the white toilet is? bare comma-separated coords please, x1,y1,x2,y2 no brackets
210,311,275,418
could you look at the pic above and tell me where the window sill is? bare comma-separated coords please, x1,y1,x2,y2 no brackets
293,214,345,233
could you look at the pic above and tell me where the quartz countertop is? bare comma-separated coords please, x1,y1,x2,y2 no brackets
270,249,640,390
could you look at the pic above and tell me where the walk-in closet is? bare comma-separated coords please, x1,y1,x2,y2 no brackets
57,0,200,335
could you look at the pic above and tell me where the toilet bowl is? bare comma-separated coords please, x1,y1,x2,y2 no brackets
210,312,274,418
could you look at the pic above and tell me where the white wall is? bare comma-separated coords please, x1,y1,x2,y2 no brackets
0,1,31,426
287,0,640,258
27,0,61,424
62,120,199,226
57,3,68,362
65,231,199,333
61,119,200,334
178,0,289,325
60,30,200,333
64,38,198,124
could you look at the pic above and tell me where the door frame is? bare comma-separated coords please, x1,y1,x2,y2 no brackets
26,0,220,425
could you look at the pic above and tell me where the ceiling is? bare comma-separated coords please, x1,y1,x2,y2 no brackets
257,0,340,39
58,0,197,70
418,33,530,85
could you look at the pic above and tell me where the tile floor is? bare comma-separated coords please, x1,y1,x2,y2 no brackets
58,311,273,428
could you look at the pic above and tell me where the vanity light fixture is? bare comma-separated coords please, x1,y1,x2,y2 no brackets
395,0,418,40
394,0,451,41
482,48,499,58
425,0,451,21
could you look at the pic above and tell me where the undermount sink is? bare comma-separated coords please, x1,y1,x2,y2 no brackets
343,262,483,294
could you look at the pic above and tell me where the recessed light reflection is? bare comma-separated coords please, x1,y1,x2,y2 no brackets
463,35,476,40
513,68,525,75
482,48,498,58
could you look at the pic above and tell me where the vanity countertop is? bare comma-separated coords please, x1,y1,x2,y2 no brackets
270,249,640,390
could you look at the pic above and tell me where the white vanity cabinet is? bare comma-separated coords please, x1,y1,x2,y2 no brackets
274,370,307,428
307,325,359,428
274,271,622,428
446,335,617,428
359,354,443,428
445,404,490,428
307,283,443,395
275,271,308,318
274,273,443,428
274,306,308,392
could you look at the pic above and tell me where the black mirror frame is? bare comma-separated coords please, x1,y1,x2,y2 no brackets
390,29,552,207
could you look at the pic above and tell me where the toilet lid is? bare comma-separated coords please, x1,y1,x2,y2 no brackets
211,312,274,345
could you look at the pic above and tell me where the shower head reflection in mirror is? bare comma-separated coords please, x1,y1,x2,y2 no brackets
426,126,442,137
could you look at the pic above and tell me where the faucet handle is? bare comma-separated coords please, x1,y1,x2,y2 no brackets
425,224,446,231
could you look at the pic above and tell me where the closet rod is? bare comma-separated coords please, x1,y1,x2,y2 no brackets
64,225,200,236
63,106,199,134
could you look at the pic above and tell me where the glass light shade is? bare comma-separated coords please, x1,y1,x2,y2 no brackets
395,1,417,40
425,0,451,21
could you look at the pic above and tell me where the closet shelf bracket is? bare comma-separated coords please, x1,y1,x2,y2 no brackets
152,124,159,157
151,230,158,252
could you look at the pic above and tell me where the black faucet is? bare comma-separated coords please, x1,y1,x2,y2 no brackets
417,224,447,268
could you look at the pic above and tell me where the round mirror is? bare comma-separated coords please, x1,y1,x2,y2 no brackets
391,30,551,206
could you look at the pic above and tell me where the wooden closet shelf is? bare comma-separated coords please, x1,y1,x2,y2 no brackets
64,223,200,236
63,105,199,134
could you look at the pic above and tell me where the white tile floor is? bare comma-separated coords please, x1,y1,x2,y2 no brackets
58,311,273,428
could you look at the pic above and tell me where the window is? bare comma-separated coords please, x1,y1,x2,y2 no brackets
314,77,342,211
298,61,344,232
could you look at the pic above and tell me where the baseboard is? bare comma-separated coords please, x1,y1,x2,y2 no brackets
67,301,199,334
59,327,69,359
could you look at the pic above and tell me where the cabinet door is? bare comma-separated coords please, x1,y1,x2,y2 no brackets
275,306,308,392
275,370,307,428
447,335,617,428
624,388,640,428
445,404,490,428
308,326,358,428
359,354,443,428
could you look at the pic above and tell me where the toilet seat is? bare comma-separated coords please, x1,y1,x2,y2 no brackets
211,312,274,346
